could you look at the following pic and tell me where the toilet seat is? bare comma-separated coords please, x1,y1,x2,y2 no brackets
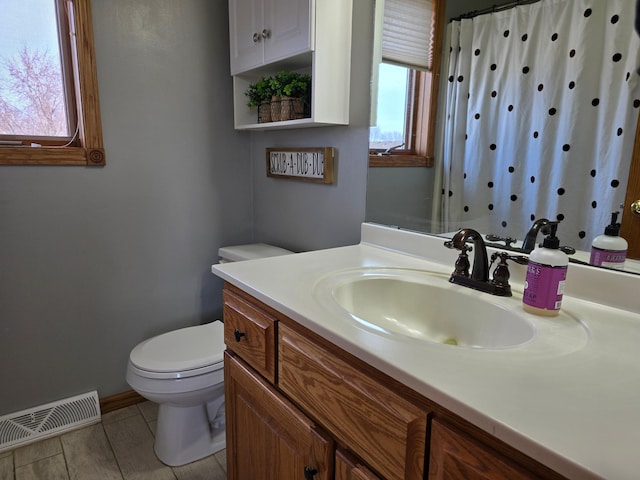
129,322,225,380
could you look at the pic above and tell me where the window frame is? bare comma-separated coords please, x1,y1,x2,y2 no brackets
0,0,105,166
369,0,445,168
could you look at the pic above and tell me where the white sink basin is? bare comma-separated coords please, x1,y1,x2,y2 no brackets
313,268,588,350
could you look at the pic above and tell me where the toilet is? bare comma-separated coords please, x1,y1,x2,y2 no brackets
126,243,292,466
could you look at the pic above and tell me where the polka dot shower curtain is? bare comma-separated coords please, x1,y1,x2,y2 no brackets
440,0,640,251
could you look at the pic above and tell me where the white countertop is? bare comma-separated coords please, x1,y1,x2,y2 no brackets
211,223,640,480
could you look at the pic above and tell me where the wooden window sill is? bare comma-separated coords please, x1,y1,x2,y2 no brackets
368,154,434,167
0,146,105,166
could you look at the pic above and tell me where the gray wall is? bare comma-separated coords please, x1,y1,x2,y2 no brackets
0,0,510,417
250,0,374,252
367,167,437,231
0,0,253,415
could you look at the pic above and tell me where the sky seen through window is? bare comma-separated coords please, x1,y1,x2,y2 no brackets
0,0,68,137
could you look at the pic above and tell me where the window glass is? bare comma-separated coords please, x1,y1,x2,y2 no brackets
0,0,71,139
369,62,410,150
0,0,105,166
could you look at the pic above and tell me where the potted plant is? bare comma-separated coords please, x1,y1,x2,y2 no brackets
281,72,311,120
245,77,273,123
267,72,288,122
266,71,311,121
247,72,312,123
269,71,311,120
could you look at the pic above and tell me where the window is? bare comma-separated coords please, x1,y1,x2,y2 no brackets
369,63,414,151
369,0,444,168
0,0,104,166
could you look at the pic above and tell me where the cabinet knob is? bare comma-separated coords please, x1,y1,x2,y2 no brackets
262,28,271,39
632,199,640,216
303,467,318,479
252,32,261,43
234,329,246,342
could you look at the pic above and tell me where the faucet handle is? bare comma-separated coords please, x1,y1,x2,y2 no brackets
485,234,517,248
489,252,529,297
448,242,472,278
444,239,473,252
490,252,528,264
505,253,529,265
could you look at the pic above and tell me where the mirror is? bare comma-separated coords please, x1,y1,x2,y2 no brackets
366,0,640,275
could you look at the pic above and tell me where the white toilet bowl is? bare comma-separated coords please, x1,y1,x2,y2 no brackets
126,243,293,466
126,321,226,466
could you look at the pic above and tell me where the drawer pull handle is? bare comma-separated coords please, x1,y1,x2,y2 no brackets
234,329,246,342
304,467,318,479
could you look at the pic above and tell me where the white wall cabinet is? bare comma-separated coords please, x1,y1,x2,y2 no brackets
229,0,312,75
228,0,353,130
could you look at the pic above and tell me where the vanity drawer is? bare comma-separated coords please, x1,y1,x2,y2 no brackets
223,289,277,383
429,419,537,479
336,449,381,479
278,324,428,480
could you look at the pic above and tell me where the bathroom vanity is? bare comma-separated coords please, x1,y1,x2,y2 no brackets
212,223,640,479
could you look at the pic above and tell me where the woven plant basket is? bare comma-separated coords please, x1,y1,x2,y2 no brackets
270,96,281,122
280,97,293,121
291,98,305,119
279,97,306,121
258,102,272,123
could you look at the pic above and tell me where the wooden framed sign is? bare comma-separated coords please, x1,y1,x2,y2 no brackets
266,147,334,184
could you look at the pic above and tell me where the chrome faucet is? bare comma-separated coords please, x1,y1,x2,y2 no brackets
445,228,528,296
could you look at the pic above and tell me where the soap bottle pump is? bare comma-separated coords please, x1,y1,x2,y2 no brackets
522,221,568,316
589,212,628,270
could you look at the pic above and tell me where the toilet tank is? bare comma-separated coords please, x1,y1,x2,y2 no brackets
218,243,293,263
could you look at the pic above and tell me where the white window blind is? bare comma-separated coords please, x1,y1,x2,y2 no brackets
382,0,434,71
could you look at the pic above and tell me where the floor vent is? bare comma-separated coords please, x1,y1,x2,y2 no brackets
0,391,101,453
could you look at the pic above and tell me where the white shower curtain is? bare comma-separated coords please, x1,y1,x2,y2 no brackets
440,0,640,251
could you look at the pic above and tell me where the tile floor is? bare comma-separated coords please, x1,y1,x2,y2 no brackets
0,402,227,480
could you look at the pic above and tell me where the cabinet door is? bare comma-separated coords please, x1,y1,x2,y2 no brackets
279,324,427,480
429,419,537,480
225,352,334,480
335,450,381,480
229,0,264,74
263,0,312,64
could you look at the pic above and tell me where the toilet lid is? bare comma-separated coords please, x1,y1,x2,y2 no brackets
218,243,292,262
130,321,225,374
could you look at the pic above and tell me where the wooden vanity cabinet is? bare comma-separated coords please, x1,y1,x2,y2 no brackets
335,450,381,480
429,419,537,480
223,288,277,382
222,283,567,480
224,352,334,479
278,323,427,480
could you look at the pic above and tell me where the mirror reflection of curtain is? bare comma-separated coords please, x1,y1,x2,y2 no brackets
440,0,640,251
